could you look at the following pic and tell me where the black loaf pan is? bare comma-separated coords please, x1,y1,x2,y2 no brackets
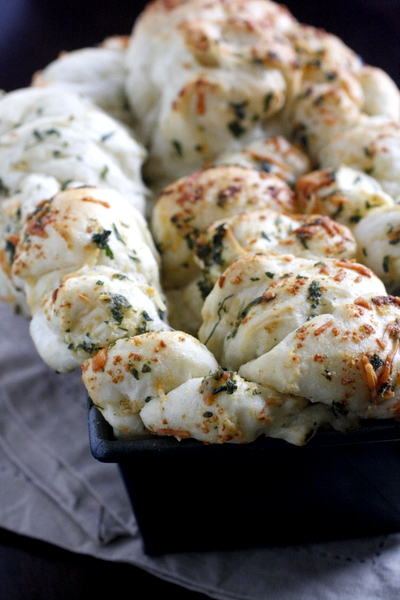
88,404,400,555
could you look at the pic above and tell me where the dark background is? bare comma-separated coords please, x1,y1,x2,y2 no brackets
0,1,398,599
0,0,399,92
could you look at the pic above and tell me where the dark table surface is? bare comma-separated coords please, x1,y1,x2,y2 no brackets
0,1,399,598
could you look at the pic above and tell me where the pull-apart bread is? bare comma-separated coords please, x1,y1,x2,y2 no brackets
2,0,400,446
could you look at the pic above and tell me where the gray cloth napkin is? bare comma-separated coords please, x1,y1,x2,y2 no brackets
1,301,400,600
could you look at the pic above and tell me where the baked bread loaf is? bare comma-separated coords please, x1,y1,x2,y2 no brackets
198,252,386,369
1,0,400,446
124,0,400,186
81,330,219,438
32,36,134,126
0,86,149,315
151,164,296,288
239,296,400,421
193,211,357,284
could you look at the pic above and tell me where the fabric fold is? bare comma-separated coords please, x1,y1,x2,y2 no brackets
0,386,137,544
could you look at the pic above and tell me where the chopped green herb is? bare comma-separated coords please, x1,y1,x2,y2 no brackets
76,340,100,354
379,382,392,396
370,354,384,371
263,92,274,112
331,203,344,220
296,230,309,249
100,165,109,180
92,230,114,259
292,122,309,150
109,294,131,325
298,134,308,150
388,225,400,245
130,368,140,380
104,245,114,259
5,239,16,263
307,280,322,306
260,162,272,173
100,131,115,142
383,255,390,273
60,179,73,190
112,223,126,245
203,411,213,418
229,291,277,339
92,229,111,249
196,225,226,267
197,278,214,300
0,178,9,195
225,376,237,394
33,129,43,141
314,95,324,107
214,373,238,395
227,120,246,138
139,319,149,334
183,233,194,252
363,146,373,158
45,128,61,137
229,100,248,119
171,139,183,157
